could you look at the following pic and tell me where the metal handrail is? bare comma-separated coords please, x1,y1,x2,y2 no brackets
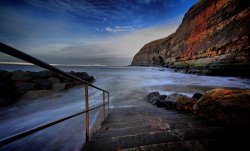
0,42,110,147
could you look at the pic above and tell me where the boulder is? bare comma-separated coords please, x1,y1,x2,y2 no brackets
176,96,197,112
22,90,53,100
47,77,61,84
0,96,16,106
12,70,32,83
145,91,160,105
15,82,36,96
0,70,12,79
192,93,203,100
32,79,51,90
155,95,167,107
52,83,67,91
164,93,185,110
70,71,95,82
193,88,250,124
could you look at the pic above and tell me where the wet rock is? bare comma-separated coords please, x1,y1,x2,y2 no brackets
164,93,186,110
164,100,177,110
176,96,197,112
0,70,94,106
145,92,160,105
155,95,167,107
47,77,60,84
52,83,67,91
15,82,36,96
32,79,51,90
193,88,250,124
11,70,32,83
0,70,12,79
0,96,16,106
22,90,53,100
192,93,203,100
70,71,95,83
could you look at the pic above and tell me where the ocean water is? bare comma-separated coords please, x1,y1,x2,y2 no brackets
0,64,250,151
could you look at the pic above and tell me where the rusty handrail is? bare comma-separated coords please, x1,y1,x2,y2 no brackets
0,42,110,147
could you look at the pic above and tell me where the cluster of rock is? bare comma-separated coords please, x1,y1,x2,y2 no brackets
146,88,250,124
0,70,94,106
132,0,250,76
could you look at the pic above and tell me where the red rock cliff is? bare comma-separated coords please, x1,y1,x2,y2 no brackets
131,0,250,74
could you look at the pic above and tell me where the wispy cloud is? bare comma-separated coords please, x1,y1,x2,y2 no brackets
105,26,135,32
56,19,181,60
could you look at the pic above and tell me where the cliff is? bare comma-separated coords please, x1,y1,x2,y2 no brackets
131,0,250,76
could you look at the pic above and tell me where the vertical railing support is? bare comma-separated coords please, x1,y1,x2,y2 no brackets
103,91,106,120
107,92,109,114
85,84,89,143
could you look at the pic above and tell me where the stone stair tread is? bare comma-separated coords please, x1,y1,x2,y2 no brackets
120,138,250,151
87,127,250,150
92,121,224,140
102,116,197,124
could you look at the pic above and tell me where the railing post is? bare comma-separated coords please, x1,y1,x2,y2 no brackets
107,92,109,114
103,91,105,120
85,84,89,143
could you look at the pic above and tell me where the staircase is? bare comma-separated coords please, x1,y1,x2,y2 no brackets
84,106,250,151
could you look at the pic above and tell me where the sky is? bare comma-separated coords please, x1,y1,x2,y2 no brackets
0,0,197,66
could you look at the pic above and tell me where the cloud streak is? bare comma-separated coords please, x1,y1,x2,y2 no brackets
105,26,135,32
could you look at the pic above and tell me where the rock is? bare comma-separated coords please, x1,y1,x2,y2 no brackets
11,70,32,83
193,88,250,124
131,0,250,76
52,83,67,91
192,93,203,100
15,82,36,96
164,100,177,110
0,70,12,79
0,70,94,106
155,95,167,107
164,93,186,110
22,90,53,100
32,79,51,90
145,92,160,105
70,71,95,82
62,78,75,89
0,96,16,106
176,96,197,112
47,77,60,84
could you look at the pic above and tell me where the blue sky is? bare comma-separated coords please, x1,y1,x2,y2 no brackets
0,0,197,65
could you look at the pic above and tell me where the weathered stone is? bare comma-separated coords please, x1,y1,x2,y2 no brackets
0,70,12,79
0,96,16,106
70,71,95,83
176,96,197,112
145,92,160,105
32,79,51,90
192,93,203,100
52,83,67,91
47,77,60,84
15,82,36,96
155,95,167,107
22,90,53,100
193,88,250,124
11,70,32,83
164,93,186,110
164,100,177,110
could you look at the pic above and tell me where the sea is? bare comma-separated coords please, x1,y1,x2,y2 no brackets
0,64,250,151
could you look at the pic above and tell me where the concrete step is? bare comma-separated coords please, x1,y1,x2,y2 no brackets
92,120,223,140
86,126,250,151
102,115,198,124
120,138,250,151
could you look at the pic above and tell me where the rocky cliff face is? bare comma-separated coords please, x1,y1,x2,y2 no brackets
132,0,250,75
